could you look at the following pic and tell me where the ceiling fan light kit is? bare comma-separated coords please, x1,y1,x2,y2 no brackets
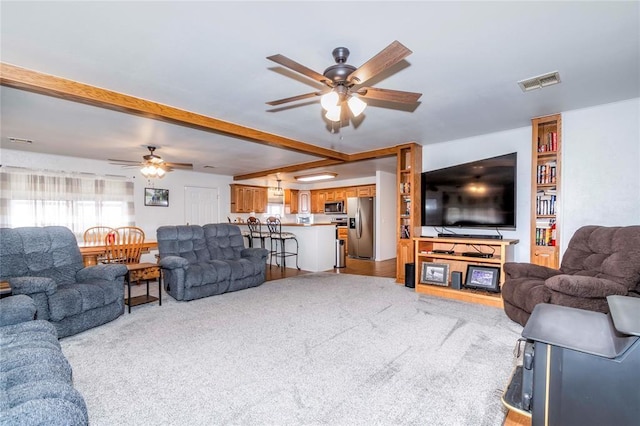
267,40,422,124
108,145,193,179
140,164,166,179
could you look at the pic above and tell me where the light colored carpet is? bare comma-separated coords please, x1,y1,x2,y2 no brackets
60,273,523,425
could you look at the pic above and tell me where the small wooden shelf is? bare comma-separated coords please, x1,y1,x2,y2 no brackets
414,236,519,307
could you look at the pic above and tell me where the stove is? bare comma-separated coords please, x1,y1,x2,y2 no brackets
331,217,348,226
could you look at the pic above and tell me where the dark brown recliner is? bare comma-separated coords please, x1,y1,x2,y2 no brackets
502,225,640,326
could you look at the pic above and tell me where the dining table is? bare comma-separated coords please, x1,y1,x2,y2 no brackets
78,241,158,266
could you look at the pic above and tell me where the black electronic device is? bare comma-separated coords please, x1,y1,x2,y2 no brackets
461,252,493,258
432,249,455,254
421,152,517,229
404,263,415,288
451,271,462,289
437,233,503,240
463,265,500,292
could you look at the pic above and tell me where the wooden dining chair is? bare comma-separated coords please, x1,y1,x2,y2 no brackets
83,226,116,244
83,226,116,262
104,226,145,264
105,226,162,313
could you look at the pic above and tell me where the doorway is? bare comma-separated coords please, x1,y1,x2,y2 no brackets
184,186,219,225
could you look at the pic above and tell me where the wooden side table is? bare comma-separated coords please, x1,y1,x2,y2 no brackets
125,263,162,313
0,281,12,298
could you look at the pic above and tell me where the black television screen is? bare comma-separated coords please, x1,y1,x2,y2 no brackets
421,152,517,229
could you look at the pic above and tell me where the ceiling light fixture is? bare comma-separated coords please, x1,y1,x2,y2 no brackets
320,84,366,122
272,178,284,196
140,163,166,179
294,172,338,182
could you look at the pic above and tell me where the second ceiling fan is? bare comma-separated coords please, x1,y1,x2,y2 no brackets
266,40,422,122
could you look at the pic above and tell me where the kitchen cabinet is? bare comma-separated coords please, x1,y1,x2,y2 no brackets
230,184,267,213
284,189,299,214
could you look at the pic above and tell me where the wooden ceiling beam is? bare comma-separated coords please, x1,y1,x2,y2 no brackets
231,146,401,181
233,159,345,181
0,62,349,161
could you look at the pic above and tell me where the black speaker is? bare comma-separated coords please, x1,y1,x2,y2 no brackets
451,271,462,290
405,263,415,288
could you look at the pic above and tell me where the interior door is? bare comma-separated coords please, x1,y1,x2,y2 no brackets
185,186,219,225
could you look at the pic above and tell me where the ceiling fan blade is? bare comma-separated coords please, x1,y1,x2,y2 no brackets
266,91,324,106
347,40,412,86
357,87,422,104
267,54,329,85
164,162,193,169
108,159,141,165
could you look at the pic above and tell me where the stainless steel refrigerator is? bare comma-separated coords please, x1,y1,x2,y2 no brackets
347,196,375,259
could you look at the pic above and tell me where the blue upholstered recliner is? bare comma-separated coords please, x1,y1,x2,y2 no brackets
157,224,268,301
0,226,128,338
0,295,89,424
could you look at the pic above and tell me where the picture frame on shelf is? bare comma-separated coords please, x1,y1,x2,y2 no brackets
420,262,449,286
464,265,500,293
144,188,169,207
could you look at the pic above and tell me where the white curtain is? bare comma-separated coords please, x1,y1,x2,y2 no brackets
0,168,135,239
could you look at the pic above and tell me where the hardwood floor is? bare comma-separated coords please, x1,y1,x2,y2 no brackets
265,257,396,281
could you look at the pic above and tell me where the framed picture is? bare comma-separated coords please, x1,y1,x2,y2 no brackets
420,262,449,286
144,188,169,207
464,265,501,293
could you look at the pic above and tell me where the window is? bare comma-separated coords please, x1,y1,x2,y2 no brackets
0,169,135,239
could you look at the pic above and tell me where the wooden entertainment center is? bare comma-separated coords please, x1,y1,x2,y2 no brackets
413,236,519,308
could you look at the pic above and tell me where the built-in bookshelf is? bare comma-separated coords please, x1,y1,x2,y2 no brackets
530,114,561,268
396,143,422,283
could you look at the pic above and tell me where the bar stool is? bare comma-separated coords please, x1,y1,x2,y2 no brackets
265,216,300,270
247,216,270,249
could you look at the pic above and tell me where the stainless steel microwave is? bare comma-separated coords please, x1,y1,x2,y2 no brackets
324,201,345,214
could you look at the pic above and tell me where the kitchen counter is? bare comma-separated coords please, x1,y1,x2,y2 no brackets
238,223,336,271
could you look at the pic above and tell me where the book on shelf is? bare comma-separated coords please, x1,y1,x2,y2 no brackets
535,219,556,246
400,224,411,239
538,131,558,153
535,190,557,215
537,161,557,184
399,182,411,194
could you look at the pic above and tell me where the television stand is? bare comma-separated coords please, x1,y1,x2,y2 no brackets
414,236,519,307
438,233,503,240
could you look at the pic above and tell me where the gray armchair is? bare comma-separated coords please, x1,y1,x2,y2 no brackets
0,226,128,338
502,225,640,325
0,295,89,425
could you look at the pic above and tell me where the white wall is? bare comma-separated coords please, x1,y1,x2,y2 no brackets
421,97,640,262
376,170,397,260
561,98,640,246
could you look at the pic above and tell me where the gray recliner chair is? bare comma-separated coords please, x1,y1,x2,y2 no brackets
0,226,128,338
502,225,640,326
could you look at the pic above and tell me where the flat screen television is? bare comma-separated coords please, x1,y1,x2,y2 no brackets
421,152,517,229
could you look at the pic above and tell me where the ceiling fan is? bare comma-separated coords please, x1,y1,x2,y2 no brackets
266,40,422,122
109,146,193,178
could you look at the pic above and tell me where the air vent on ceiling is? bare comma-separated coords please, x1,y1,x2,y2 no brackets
8,137,34,144
517,71,561,92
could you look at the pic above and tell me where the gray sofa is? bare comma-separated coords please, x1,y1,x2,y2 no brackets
0,226,128,338
0,295,88,425
157,224,268,301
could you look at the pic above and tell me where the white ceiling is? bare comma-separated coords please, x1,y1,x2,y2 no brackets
1,1,639,183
